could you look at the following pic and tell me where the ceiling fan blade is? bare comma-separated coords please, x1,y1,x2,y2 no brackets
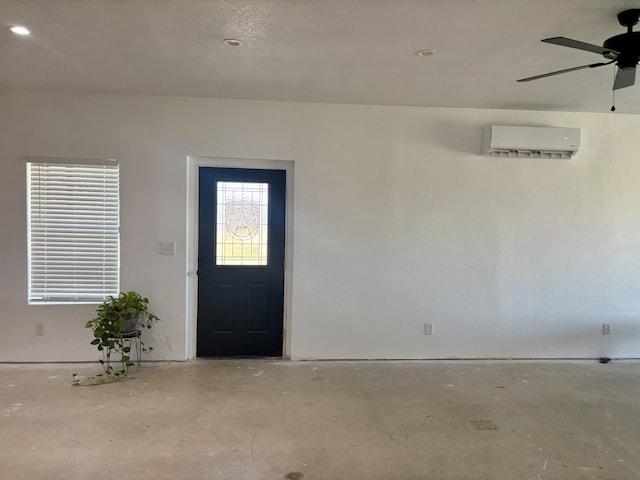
517,62,609,82
613,66,636,90
542,37,620,56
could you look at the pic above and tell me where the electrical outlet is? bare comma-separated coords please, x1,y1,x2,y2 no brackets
424,323,434,335
35,323,44,336
160,241,176,255
602,323,612,335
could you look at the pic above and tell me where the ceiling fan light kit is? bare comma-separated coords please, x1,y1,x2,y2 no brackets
518,9,640,92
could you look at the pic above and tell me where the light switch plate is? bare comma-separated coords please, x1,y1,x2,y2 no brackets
160,241,176,255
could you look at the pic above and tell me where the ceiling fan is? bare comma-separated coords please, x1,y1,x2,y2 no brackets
518,9,640,90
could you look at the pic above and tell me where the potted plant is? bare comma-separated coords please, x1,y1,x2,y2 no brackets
84,291,160,378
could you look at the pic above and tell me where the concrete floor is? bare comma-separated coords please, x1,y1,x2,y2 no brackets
1,360,640,480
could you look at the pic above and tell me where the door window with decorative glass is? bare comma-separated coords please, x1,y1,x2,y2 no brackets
216,181,268,266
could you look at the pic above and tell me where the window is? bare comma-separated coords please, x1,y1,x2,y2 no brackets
216,181,269,266
27,158,120,304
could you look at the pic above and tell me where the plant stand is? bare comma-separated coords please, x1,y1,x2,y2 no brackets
105,330,142,371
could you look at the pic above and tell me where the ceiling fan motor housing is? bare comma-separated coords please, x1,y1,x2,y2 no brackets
603,33,640,68
606,9,640,68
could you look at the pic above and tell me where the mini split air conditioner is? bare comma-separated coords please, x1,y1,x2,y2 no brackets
481,125,580,159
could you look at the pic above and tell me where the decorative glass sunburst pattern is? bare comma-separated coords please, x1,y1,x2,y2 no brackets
216,182,269,265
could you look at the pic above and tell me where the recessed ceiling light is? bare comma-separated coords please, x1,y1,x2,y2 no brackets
223,38,242,47
9,25,30,36
415,49,436,57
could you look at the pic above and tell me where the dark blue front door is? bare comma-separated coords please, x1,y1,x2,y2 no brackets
197,167,286,357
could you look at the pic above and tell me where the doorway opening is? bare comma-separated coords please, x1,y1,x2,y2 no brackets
186,156,294,360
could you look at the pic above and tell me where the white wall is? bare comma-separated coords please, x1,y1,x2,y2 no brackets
1,91,640,361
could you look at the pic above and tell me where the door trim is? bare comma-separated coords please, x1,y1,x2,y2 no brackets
186,155,294,360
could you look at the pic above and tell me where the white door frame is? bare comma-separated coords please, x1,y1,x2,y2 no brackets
186,155,295,359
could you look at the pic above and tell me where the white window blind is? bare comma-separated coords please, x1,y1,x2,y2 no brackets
27,158,120,304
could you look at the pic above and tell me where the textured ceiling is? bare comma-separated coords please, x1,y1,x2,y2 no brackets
2,0,640,113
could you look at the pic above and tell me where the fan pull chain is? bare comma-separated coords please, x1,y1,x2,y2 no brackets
611,66,616,112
